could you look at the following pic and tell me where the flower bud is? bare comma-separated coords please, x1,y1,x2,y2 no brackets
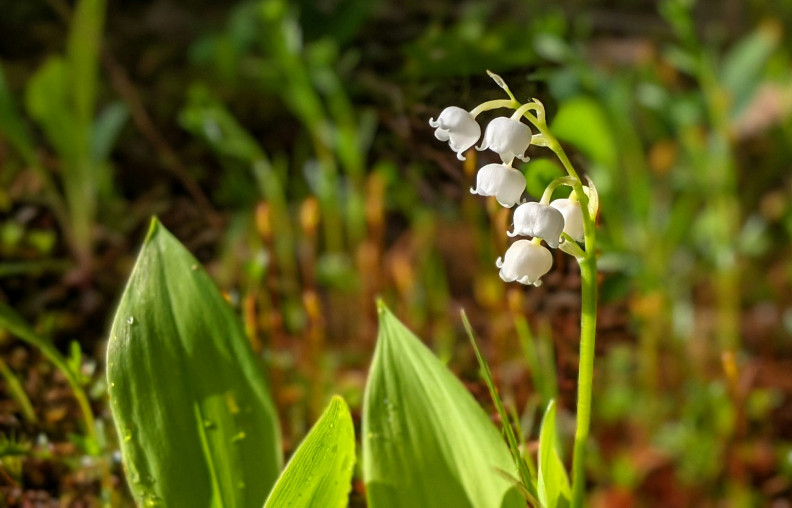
496,240,553,286
508,202,565,248
550,198,585,243
476,117,532,165
429,106,481,161
470,163,526,208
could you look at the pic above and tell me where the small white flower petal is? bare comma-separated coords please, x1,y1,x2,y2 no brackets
429,106,481,160
550,198,585,243
510,202,565,248
470,163,526,208
478,117,532,165
496,240,553,286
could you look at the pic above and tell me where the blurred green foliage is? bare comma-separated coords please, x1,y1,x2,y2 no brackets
1,0,792,504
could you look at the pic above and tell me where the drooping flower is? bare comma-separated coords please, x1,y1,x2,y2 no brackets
470,163,526,208
429,106,481,160
508,202,565,248
550,198,585,243
476,117,532,165
496,240,553,286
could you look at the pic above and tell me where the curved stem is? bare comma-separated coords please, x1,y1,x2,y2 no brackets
539,176,578,205
469,99,519,118
510,102,543,122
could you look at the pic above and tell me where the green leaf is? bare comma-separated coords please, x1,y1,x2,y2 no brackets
521,158,563,200
0,64,36,164
264,396,355,508
91,101,128,163
720,24,780,118
178,84,265,163
363,302,524,508
538,401,570,508
0,357,37,424
25,57,75,160
107,218,281,508
461,311,537,501
0,301,97,447
551,96,617,169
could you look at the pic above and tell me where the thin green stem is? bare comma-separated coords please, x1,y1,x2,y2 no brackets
539,176,578,205
510,103,543,122
570,250,597,507
540,135,597,507
469,99,519,119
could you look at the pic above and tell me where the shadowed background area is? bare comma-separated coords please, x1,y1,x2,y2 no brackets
1,0,792,505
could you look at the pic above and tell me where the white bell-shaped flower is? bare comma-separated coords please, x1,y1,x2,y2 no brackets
508,202,565,248
476,117,532,165
550,198,585,243
470,163,526,208
496,240,553,286
429,106,481,161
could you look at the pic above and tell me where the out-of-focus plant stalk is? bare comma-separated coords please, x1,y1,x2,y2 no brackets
699,58,741,353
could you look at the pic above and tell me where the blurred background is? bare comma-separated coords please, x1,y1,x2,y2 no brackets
1,0,792,505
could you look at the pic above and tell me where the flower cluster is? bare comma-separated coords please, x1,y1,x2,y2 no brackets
430,74,592,287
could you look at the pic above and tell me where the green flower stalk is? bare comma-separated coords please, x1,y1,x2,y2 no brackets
430,72,599,507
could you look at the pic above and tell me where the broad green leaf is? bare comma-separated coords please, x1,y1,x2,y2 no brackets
363,302,524,508
538,401,570,508
107,218,281,508
264,396,355,508
551,96,617,169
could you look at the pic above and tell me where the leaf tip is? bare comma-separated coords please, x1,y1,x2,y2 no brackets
329,394,348,410
144,216,161,244
375,297,388,316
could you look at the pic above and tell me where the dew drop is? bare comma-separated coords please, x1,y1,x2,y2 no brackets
231,431,246,442
127,316,135,325
143,494,162,507
191,264,198,271
203,420,216,430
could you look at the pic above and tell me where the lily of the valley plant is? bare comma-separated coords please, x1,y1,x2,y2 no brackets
431,71,599,508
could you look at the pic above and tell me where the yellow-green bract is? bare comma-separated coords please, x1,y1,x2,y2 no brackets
264,396,356,508
107,219,281,507
363,302,524,508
